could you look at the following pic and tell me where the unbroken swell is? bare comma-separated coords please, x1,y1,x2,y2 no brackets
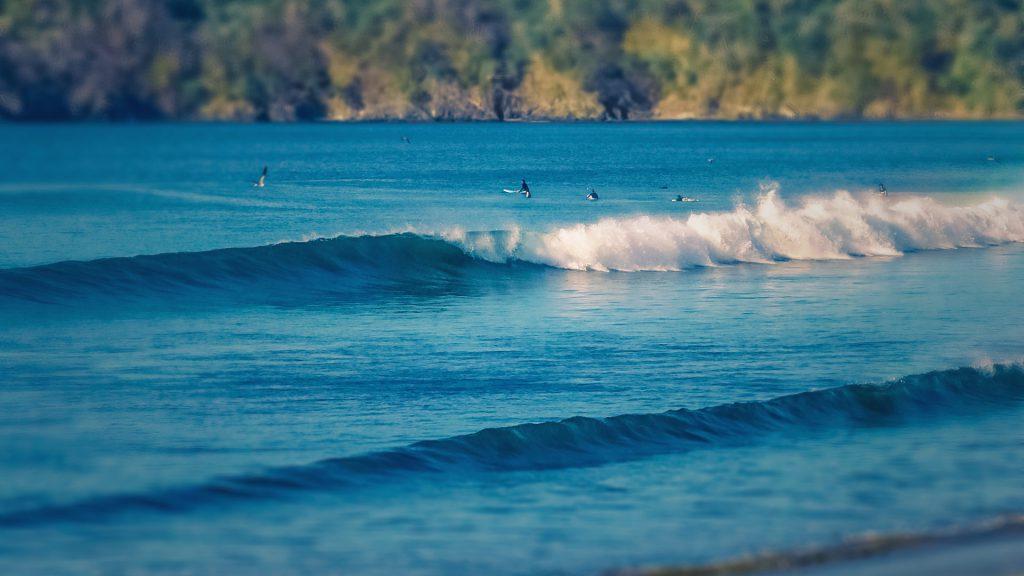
1,364,1022,527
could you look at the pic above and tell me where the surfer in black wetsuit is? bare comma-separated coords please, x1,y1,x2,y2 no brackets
877,182,887,197
519,178,531,198
586,188,599,201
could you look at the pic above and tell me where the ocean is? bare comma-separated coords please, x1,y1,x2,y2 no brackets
1,121,1023,575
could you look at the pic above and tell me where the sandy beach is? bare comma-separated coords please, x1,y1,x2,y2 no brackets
621,516,1024,576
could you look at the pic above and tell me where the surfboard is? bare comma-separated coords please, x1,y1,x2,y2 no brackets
502,188,519,194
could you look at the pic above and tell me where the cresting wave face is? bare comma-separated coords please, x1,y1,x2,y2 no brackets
0,191,1022,305
0,233,487,306
1,364,1022,526
453,191,1024,271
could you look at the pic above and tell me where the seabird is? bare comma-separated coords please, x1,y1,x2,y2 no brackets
254,166,267,188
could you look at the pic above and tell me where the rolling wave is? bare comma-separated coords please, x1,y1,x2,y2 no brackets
1,192,1022,304
2,363,1021,527
0,233,497,305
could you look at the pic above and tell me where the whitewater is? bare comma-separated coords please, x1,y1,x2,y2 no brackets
453,190,1024,270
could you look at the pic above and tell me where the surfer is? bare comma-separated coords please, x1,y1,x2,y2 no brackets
877,182,887,196
519,178,531,198
672,195,684,202
586,188,599,201
254,166,267,188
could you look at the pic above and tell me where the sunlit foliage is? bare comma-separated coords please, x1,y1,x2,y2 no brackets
1,0,1021,119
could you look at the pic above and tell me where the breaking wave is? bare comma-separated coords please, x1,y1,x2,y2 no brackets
1,191,1022,304
1,363,1022,526
454,190,1024,271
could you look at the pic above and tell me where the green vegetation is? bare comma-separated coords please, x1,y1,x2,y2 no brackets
1,0,1022,120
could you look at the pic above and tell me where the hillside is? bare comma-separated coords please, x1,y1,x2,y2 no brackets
1,0,1022,121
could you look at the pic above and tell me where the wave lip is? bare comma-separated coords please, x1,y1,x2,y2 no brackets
1,363,1022,527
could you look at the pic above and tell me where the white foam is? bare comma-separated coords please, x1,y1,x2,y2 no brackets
454,190,1024,271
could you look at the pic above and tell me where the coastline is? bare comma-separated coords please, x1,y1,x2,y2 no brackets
4,116,1024,126
613,516,1024,576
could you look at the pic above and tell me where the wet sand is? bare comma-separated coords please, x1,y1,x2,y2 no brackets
616,515,1024,576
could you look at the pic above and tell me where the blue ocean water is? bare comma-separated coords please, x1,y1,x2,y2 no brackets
1,122,1024,575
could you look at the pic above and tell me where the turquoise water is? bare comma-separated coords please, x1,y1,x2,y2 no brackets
1,122,1024,574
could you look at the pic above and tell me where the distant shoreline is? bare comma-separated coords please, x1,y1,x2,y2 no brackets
3,116,1023,125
